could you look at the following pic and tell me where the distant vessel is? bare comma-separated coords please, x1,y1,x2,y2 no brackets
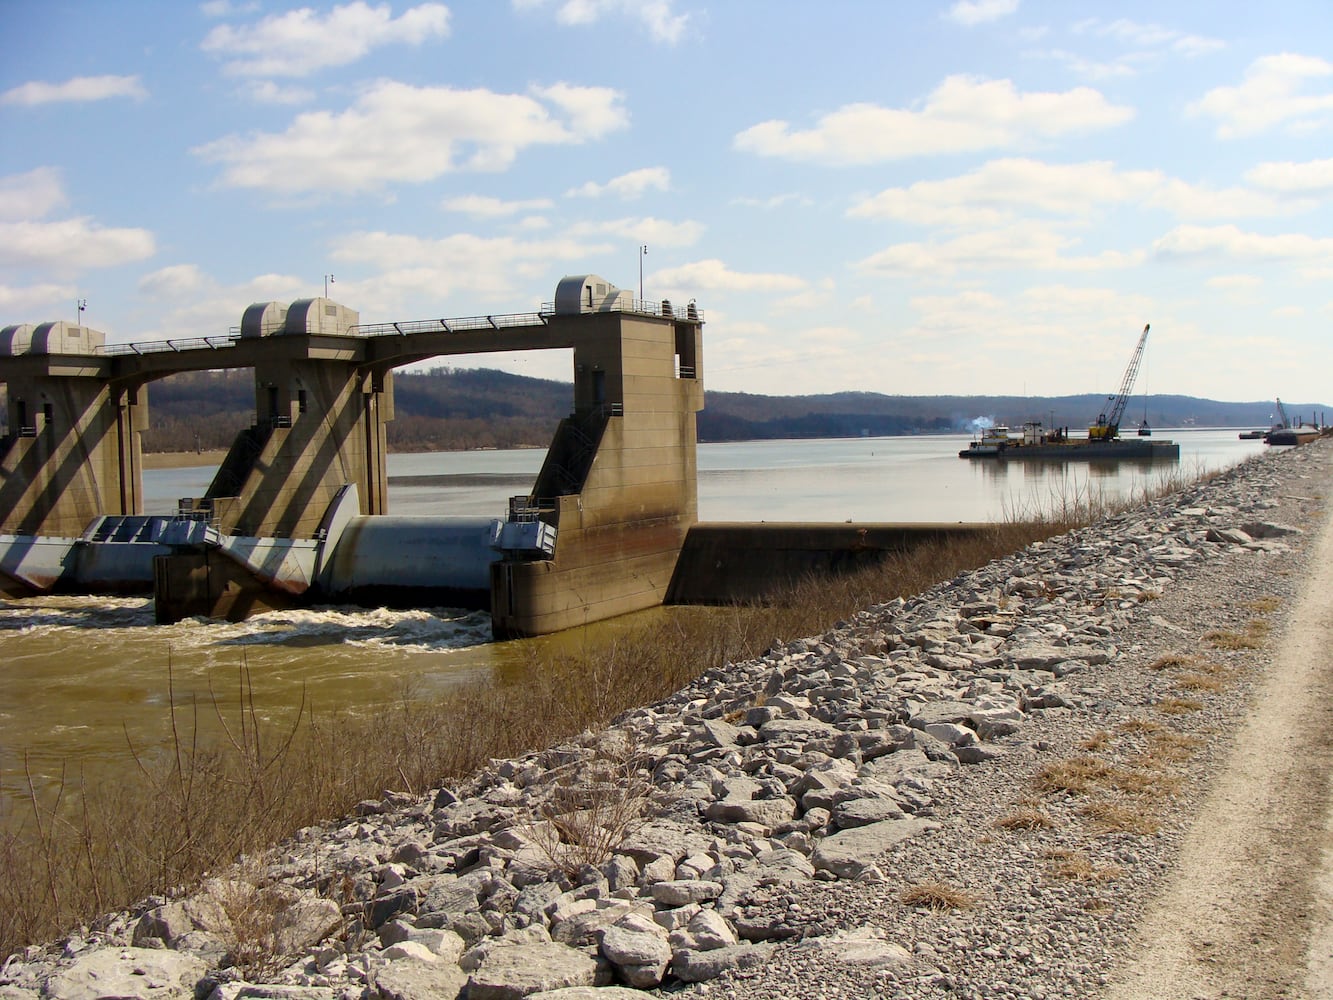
1238,430,1265,440
1263,398,1320,446
959,324,1178,461
959,421,1179,461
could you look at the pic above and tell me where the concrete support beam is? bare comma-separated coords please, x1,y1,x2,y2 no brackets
0,357,147,537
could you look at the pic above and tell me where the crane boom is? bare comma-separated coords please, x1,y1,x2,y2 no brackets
1090,324,1150,441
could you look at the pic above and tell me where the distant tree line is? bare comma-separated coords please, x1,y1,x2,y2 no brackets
24,366,1315,454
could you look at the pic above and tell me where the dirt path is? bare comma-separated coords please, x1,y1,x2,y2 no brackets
1105,493,1333,999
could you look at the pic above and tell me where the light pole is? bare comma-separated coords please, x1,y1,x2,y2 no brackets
638,245,647,303
324,274,334,298
77,298,87,326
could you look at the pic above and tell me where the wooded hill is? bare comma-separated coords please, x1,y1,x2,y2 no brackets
127,367,1327,453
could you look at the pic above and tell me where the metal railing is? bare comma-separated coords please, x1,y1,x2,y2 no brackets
353,311,549,338
40,297,703,358
98,334,239,357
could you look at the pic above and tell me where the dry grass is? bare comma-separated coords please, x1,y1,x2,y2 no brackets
1035,756,1117,796
1174,671,1226,693
1246,596,1283,614
1146,652,1197,671
1077,799,1162,836
1156,696,1204,715
1044,848,1123,882
994,802,1055,830
1203,625,1264,650
900,880,977,911
1078,730,1112,751
1118,718,1166,735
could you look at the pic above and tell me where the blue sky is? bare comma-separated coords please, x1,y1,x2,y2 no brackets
3,1,1332,405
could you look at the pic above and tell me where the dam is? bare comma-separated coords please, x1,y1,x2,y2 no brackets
0,275,986,636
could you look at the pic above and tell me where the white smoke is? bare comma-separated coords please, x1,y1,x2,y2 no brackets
968,416,995,433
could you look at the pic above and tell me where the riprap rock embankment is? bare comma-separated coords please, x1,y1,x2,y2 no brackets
4,439,1329,1000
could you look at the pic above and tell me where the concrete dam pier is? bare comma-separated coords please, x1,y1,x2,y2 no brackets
0,276,985,635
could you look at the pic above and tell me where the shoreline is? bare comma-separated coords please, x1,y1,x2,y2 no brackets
4,441,1330,998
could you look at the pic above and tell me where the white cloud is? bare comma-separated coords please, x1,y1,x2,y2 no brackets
1246,158,1333,195
1,75,147,107
194,81,627,193
850,158,1293,228
201,1,450,77
327,230,618,300
1154,223,1333,265
567,167,670,199
0,168,67,222
858,225,1144,277
570,216,703,247
443,195,555,217
734,76,1133,165
240,80,315,105
199,1,260,17
0,282,76,314
0,218,155,271
1190,53,1333,138
138,264,207,298
1272,305,1305,318
650,259,806,293
1206,274,1263,290
946,0,1019,27
514,0,689,44
731,192,810,210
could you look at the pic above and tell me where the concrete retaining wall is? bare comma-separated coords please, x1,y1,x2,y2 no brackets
666,522,994,604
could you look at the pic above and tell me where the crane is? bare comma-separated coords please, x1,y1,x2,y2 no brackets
1274,397,1292,430
1089,324,1150,441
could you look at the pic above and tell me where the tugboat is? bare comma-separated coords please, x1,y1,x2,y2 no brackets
958,425,1014,457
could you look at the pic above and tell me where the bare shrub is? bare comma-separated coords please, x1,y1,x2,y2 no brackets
524,734,649,878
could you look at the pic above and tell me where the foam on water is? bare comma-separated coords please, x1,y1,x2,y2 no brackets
0,596,493,654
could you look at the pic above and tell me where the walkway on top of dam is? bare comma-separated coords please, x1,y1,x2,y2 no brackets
0,296,703,384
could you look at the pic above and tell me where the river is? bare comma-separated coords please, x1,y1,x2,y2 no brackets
0,429,1265,802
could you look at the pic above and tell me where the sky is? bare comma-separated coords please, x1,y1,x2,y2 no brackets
2,1,1332,406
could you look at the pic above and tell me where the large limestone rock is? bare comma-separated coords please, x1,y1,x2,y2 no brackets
372,959,467,1000
811,817,940,878
599,912,671,988
42,948,207,1000
466,942,605,1000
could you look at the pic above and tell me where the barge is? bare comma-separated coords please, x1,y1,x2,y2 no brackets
960,421,1180,461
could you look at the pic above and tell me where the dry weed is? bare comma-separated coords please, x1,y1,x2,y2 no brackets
1078,731,1112,751
524,734,649,878
1146,652,1197,671
994,803,1055,830
1156,696,1204,715
1175,672,1226,693
1044,848,1123,882
1035,756,1116,796
1203,628,1262,650
900,880,976,911
1118,718,1165,735
1078,799,1162,836
1246,596,1282,614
